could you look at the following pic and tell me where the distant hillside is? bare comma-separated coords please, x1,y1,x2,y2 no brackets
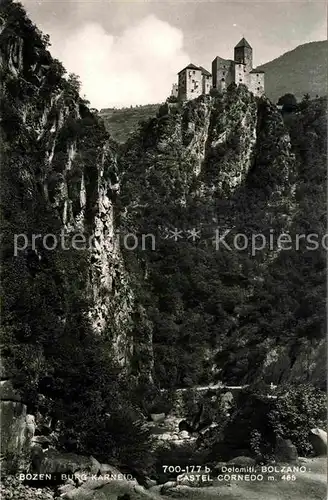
257,40,328,103
99,104,160,143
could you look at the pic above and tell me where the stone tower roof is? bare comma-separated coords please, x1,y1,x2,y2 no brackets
235,38,252,49
199,66,211,76
178,63,201,74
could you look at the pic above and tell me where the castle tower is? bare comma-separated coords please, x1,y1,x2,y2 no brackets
212,57,235,91
199,66,212,94
234,38,253,72
178,64,202,100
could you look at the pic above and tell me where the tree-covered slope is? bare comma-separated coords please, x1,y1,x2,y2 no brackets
0,0,134,370
0,0,153,472
118,91,327,389
99,104,160,143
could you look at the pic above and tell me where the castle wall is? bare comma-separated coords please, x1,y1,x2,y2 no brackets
171,83,179,98
178,68,202,100
248,72,265,97
212,57,235,91
202,74,212,95
234,62,247,86
178,71,187,100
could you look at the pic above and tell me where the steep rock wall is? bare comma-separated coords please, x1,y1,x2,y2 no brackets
0,2,138,365
0,3,156,469
118,88,325,389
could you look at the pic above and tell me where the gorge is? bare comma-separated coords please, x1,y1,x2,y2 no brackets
0,2,327,499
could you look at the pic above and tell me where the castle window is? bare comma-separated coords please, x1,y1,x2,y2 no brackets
258,81,261,84
193,70,196,74
257,87,260,90
221,78,225,81
257,73,259,77
223,71,225,75
239,78,243,82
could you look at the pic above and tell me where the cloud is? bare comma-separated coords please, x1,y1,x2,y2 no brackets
49,15,190,109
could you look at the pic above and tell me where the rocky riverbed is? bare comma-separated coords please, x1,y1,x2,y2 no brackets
1,457,326,500
0,476,55,500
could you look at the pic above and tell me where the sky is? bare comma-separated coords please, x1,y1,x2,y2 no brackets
22,0,327,109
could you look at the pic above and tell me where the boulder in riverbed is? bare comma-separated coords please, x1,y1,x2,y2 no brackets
309,428,327,456
150,413,166,423
227,456,256,467
144,477,157,489
61,478,162,499
275,437,298,463
89,456,101,474
39,450,98,474
99,463,122,475
58,483,76,496
160,480,177,493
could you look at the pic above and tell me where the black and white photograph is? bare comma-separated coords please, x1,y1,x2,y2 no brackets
0,0,327,499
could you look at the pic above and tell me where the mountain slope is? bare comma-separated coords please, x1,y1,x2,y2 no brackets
118,92,327,388
1,1,326,397
257,40,328,102
0,0,154,473
99,104,160,143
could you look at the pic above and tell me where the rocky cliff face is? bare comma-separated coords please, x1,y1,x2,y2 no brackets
0,2,148,468
1,1,137,364
118,88,326,389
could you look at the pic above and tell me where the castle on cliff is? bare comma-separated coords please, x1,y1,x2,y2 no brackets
173,38,265,101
